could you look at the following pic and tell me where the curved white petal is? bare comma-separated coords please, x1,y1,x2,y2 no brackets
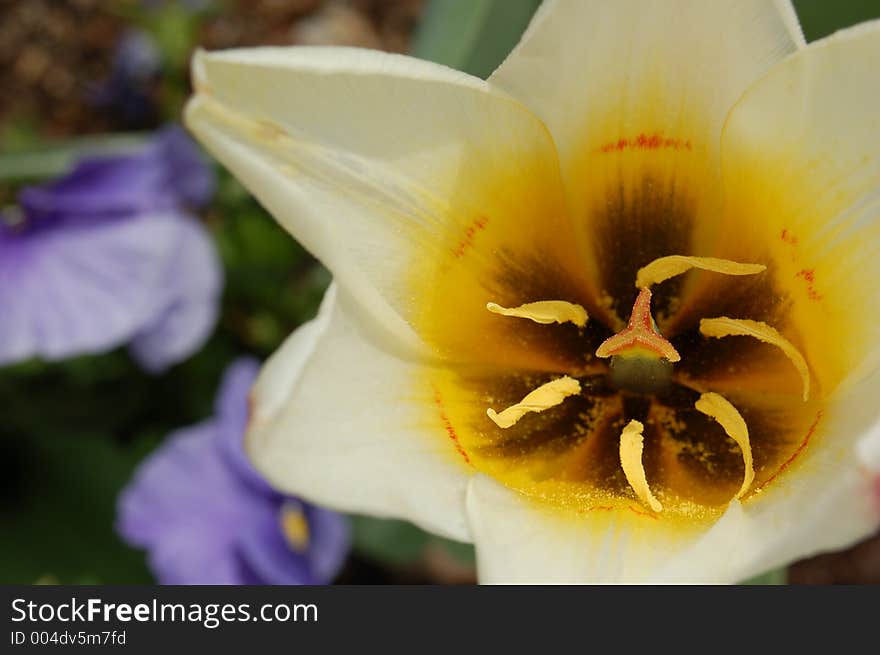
720,21,880,388
490,0,802,214
246,286,473,541
466,474,736,584
772,0,807,48
185,46,566,354
250,283,338,427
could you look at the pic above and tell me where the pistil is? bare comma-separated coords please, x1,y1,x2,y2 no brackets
595,288,680,362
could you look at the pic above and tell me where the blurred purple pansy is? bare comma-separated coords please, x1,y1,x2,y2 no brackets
117,357,350,585
90,30,162,128
0,125,221,371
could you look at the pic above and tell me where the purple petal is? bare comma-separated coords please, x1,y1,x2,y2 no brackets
17,126,214,224
155,125,216,209
212,357,272,490
19,153,171,224
305,504,351,583
0,211,185,365
89,30,162,127
128,214,222,372
116,420,264,585
236,500,315,585
117,358,352,584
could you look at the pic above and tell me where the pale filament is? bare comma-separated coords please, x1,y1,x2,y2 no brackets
700,317,810,401
695,392,755,499
486,376,581,429
486,300,588,327
618,420,663,513
635,255,765,289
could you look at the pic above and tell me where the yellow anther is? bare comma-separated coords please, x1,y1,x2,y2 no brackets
699,317,810,401
619,420,663,513
635,255,766,289
487,376,581,429
695,392,755,500
280,503,310,552
486,300,588,327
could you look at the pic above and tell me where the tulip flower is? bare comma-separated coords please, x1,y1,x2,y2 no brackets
185,1,880,582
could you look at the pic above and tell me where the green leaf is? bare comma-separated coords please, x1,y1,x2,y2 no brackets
0,429,155,584
740,568,787,585
412,0,541,78
430,536,476,567
350,516,431,565
0,133,149,181
793,0,880,42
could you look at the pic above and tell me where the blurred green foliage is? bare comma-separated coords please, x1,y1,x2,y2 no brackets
794,0,880,41
1,0,878,584
412,0,541,78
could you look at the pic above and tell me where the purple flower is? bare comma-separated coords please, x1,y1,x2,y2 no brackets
90,30,162,128
0,126,221,372
116,358,350,584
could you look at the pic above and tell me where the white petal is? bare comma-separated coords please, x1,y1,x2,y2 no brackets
490,0,802,218
185,46,565,353
246,286,473,541
720,21,880,385
250,283,337,427
466,474,727,584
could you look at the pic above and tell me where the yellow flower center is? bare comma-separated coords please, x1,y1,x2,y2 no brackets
480,256,804,514
415,132,847,526
425,237,825,523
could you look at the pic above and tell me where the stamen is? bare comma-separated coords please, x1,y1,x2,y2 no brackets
635,255,765,288
595,288,680,362
280,502,310,552
487,376,581,428
618,420,663,513
486,300,588,327
699,317,810,401
694,392,755,500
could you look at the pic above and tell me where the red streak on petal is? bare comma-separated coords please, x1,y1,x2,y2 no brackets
628,505,659,519
451,215,489,259
780,228,799,245
757,410,823,491
576,505,615,514
796,268,822,300
432,386,471,465
578,504,658,519
245,392,257,435
599,132,692,154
